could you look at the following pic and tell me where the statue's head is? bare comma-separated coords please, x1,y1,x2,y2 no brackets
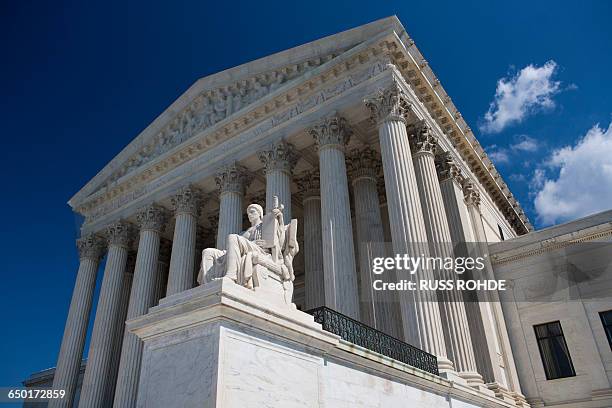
246,203,264,224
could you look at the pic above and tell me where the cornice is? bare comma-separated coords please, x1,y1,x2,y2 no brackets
490,222,612,265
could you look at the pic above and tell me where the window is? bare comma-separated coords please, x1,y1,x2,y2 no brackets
497,224,505,241
600,310,612,350
534,321,576,380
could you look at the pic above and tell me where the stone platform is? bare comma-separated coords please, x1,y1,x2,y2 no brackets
127,278,520,408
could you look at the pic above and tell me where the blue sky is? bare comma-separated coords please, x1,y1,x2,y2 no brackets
1,0,611,390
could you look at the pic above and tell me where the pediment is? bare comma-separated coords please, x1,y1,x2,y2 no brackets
69,16,405,208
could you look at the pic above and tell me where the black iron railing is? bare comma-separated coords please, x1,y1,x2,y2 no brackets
306,306,439,376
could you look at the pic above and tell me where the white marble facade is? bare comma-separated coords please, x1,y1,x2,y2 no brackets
44,15,539,408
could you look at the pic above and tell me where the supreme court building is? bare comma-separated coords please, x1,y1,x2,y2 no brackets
25,16,612,408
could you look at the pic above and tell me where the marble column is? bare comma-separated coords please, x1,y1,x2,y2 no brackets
409,122,481,384
296,171,324,310
215,164,250,250
347,147,400,336
307,115,360,319
166,186,201,296
364,84,450,370
153,239,172,305
462,179,524,398
79,221,133,408
114,205,168,408
105,254,134,406
258,140,298,220
49,235,104,408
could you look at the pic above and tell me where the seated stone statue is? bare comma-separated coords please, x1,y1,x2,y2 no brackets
197,196,299,305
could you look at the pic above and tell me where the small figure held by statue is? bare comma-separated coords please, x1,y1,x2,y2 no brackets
197,196,299,306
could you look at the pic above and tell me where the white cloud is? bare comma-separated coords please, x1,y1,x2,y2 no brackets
534,120,612,225
486,135,539,166
511,135,539,152
485,145,510,164
480,61,561,134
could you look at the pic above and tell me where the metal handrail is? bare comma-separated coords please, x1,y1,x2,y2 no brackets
306,306,439,376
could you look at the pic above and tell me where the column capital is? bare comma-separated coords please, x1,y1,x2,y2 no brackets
408,120,438,155
105,221,134,249
76,233,105,261
136,204,168,233
347,147,381,182
215,163,251,195
364,83,410,125
295,170,320,200
435,151,464,184
307,114,352,150
170,185,203,216
462,179,481,208
257,140,299,175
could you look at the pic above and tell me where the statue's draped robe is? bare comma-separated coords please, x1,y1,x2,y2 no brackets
199,222,283,287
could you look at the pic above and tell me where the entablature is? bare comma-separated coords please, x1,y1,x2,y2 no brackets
71,17,532,236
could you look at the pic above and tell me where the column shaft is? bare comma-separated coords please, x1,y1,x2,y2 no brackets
463,181,523,394
49,236,103,408
258,140,297,220
167,214,196,295
216,191,243,249
411,123,479,382
265,170,292,220
309,115,359,319
79,222,132,408
303,196,324,309
114,205,166,408
167,187,201,296
297,172,325,310
215,164,249,250
365,86,448,366
105,264,133,406
153,239,171,305
348,148,401,337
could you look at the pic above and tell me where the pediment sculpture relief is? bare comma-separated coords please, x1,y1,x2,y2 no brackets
197,196,299,306
103,53,342,187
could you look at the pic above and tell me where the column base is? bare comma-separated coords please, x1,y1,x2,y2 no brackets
510,391,531,407
437,359,468,386
488,382,525,406
459,372,495,397
525,397,544,408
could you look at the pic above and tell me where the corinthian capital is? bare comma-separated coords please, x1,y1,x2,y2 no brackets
462,179,481,208
364,83,409,125
347,147,381,181
136,204,168,232
171,185,203,216
295,170,320,200
76,233,105,261
257,140,299,175
435,151,464,183
307,114,352,150
215,163,251,195
105,221,134,249
408,120,438,155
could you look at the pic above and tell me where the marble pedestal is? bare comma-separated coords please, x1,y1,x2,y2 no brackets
128,278,523,408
